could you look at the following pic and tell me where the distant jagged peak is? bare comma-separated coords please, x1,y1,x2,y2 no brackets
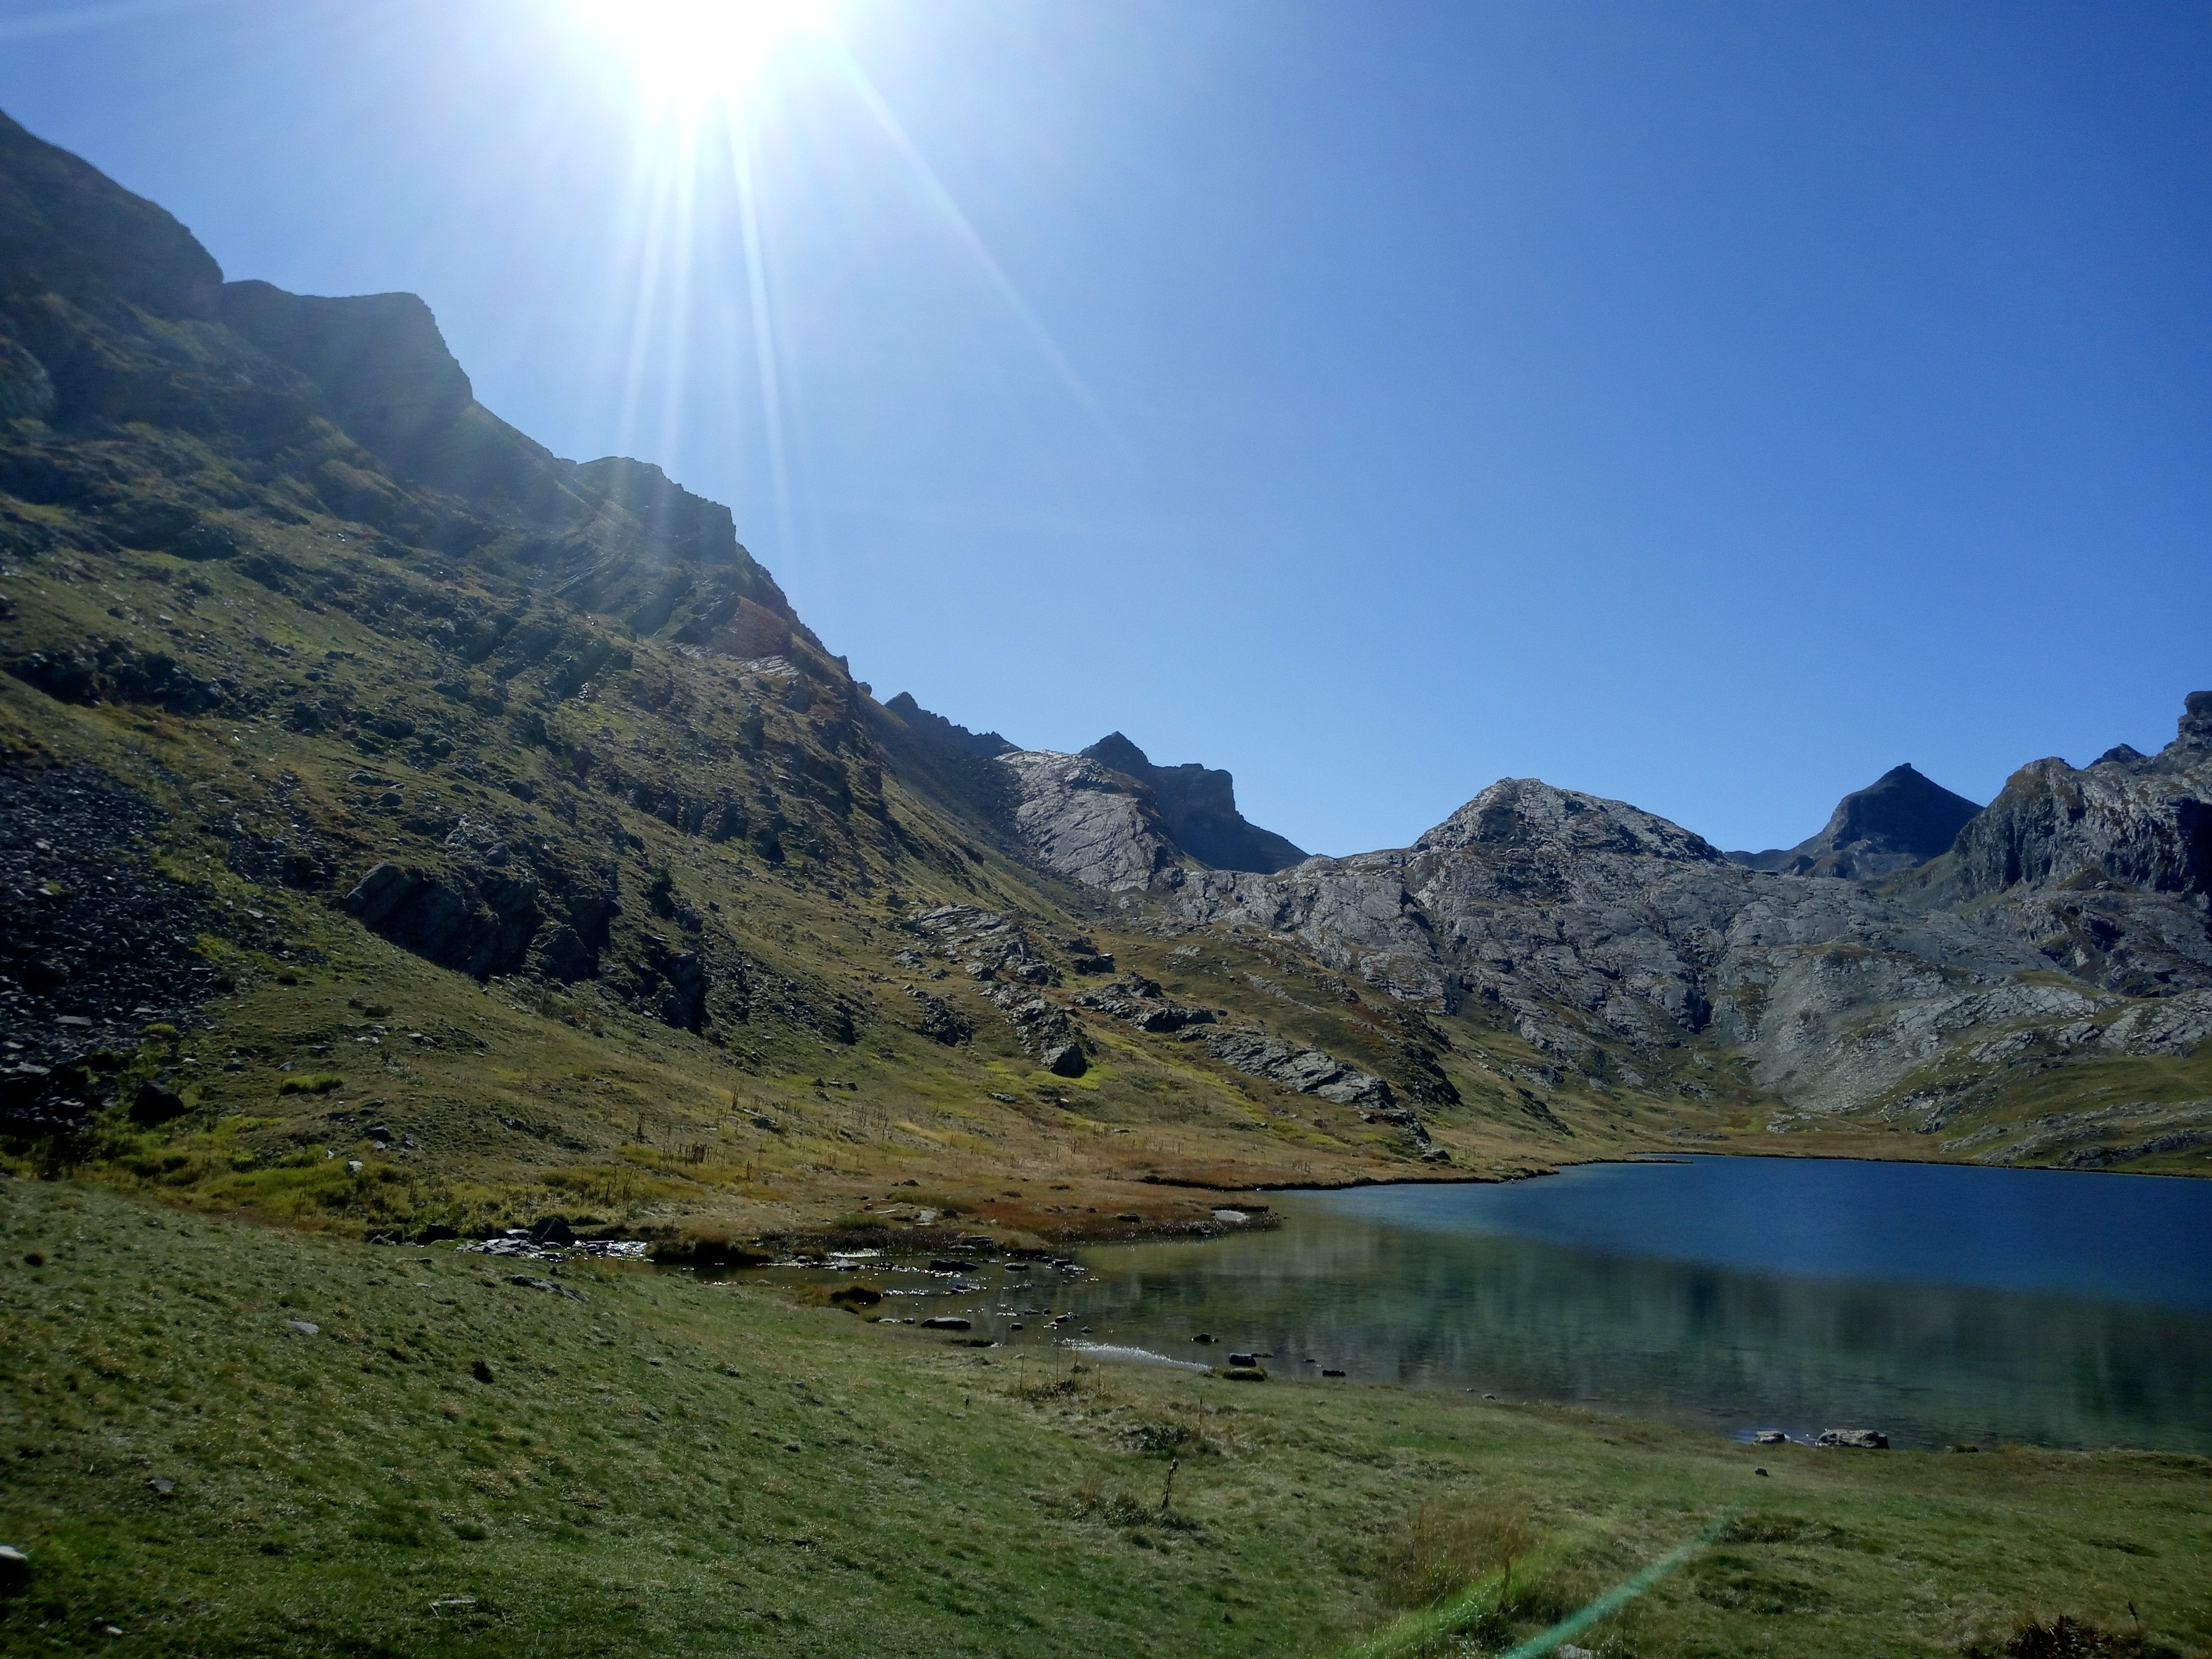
1077,731,1306,875
1417,777,1725,865
2071,690,2209,775
1081,731,1156,779
1726,763,1982,880
2168,689,2212,760
882,693,1016,757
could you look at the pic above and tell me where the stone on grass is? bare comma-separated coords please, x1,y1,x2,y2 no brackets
1043,1042,1086,1078
920,1316,972,1331
128,1080,188,1127
282,1319,319,1336
0,1543,28,1591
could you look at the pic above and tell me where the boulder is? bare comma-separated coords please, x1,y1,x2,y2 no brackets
0,1542,27,1592
526,1215,576,1248
128,1079,188,1126
1043,1042,1087,1078
1815,1429,1888,1449
920,1316,972,1331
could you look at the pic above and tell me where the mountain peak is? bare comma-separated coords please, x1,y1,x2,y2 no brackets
1076,733,1305,874
1727,763,1982,879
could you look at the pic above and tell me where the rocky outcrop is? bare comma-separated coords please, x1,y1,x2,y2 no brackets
987,981,1084,1069
342,860,544,979
1204,1028,1400,1111
1072,976,1215,1033
996,750,1182,891
1078,733,1305,874
1728,764,1981,879
883,693,1014,757
902,904,1060,984
1950,695,2212,900
342,817,617,984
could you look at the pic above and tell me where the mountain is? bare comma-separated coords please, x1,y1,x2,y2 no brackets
1079,732,1306,874
2,105,2208,1242
1015,702,2212,1162
1726,763,1983,878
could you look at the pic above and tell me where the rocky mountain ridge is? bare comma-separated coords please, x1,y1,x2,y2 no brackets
2,106,2206,1215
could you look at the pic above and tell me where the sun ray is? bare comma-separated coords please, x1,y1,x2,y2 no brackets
729,120,799,565
831,54,1122,444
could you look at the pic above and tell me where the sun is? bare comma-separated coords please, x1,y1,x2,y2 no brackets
568,0,833,116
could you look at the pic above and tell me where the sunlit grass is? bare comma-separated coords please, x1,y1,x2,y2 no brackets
1,1180,2205,1659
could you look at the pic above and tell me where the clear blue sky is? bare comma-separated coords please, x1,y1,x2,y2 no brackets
3,0,2207,855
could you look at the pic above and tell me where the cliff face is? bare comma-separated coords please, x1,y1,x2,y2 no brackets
1951,695,2212,899
1728,763,1982,879
1078,732,1305,874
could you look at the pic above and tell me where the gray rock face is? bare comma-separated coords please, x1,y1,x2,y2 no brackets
996,751,1182,891
1951,696,2212,899
1728,764,1982,879
987,981,1083,1062
1129,749,2211,1122
1079,733,1306,874
1202,1029,1401,1113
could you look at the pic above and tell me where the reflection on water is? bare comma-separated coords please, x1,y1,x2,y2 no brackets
1065,1158,2212,1452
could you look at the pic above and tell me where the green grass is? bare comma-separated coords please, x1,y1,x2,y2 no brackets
3,1178,2207,1659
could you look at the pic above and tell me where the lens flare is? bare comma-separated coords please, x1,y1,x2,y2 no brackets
569,0,831,113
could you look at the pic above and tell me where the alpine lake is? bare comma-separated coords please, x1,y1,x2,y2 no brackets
744,1155,2212,1454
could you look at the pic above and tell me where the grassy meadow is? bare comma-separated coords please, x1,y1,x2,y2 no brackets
3,1178,2206,1659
